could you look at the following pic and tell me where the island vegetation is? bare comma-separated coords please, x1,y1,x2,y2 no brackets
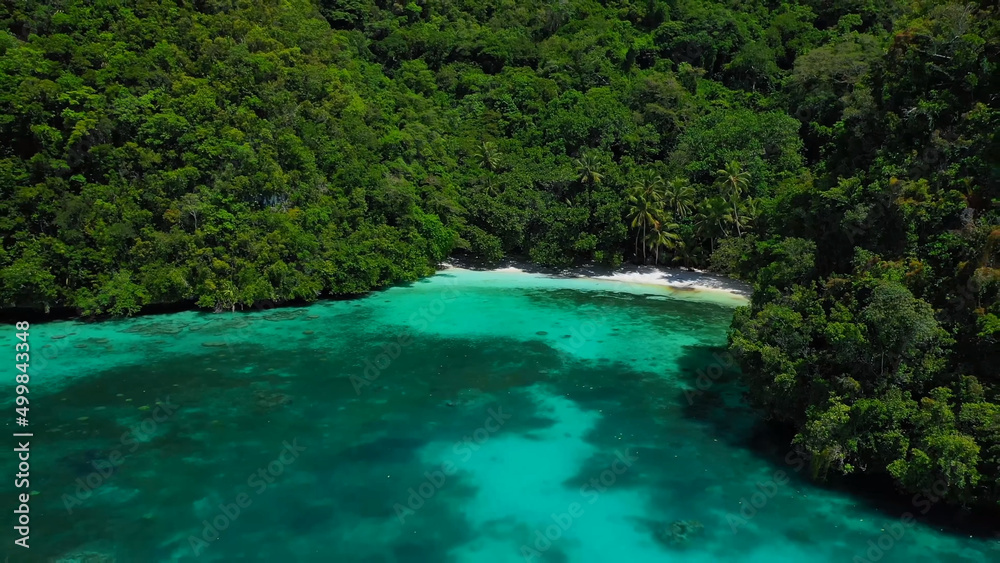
2,0,999,515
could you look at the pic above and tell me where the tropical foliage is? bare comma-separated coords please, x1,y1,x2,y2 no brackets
2,0,1000,513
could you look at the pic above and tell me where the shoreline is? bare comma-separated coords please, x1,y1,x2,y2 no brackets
2,259,752,325
439,259,752,301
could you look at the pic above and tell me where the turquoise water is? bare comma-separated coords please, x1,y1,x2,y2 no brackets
3,268,996,562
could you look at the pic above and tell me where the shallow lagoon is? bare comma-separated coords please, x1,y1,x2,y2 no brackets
4,268,996,562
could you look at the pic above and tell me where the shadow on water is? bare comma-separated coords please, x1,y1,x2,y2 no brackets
674,343,758,447
11,278,1000,561
6,326,597,561
674,343,1000,547
338,436,426,465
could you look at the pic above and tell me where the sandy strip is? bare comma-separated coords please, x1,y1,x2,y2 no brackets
590,267,752,297
439,261,752,300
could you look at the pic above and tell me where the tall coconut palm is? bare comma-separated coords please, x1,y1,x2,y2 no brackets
645,218,682,265
480,173,500,197
715,161,750,236
575,151,603,186
475,141,501,172
737,197,758,233
627,186,659,263
695,196,733,252
663,177,696,218
671,238,697,269
635,168,665,202
574,151,603,221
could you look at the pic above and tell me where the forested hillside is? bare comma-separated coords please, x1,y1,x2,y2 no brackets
2,0,1000,511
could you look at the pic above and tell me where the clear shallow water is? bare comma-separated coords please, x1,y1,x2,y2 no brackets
3,268,996,562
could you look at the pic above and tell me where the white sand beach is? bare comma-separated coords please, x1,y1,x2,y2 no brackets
440,261,752,302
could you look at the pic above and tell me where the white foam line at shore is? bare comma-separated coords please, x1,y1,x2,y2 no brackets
591,269,752,297
439,262,752,300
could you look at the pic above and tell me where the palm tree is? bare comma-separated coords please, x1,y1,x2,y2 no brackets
671,238,697,269
634,168,665,202
571,151,604,223
475,141,501,172
480,173,500,197
695,196,733,252
737,197,758,233
663,177,696,218
574,151,603,186
627,187,659,263
715,161,750,236
645,218,682,265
